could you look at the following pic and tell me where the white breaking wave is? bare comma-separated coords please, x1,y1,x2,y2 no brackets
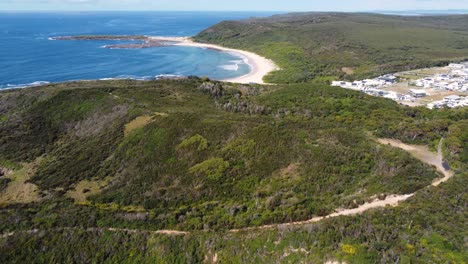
219,64,239,71
155,74,184,79
0,74,189,90
1,81,50,90
101,75,156,81
99,74,185,81
219,58,248,71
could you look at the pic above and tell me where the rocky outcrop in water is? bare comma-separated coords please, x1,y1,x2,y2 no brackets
51,35,148,41
51,35,173,49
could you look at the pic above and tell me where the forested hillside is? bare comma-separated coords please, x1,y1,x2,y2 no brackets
195,13,468,83
0,78,466,263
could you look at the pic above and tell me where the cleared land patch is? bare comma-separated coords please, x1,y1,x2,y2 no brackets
66,177,111,203
124,115,154,136
124,112,168,136
0,163,41,204
342,67,355,75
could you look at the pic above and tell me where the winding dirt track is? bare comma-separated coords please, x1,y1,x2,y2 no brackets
377,138,453,187
1,227,188,239
1,139,454,237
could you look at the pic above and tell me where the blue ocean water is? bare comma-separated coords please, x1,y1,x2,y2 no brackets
0,11,277,89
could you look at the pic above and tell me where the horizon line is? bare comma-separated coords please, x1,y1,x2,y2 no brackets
1,9,468,13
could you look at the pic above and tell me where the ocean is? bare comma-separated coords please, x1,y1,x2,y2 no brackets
0,11,277,89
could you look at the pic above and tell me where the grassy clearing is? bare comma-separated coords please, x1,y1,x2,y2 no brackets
124,112,169,136
342,67,355,75
66,177,111,203
0,163,41,204
124,115,154,136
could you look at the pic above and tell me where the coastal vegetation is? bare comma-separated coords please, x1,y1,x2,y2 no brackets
195,13,468,83
0,77,466,262
1,12,468,263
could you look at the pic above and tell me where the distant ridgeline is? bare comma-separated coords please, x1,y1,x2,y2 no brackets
194,12,468,83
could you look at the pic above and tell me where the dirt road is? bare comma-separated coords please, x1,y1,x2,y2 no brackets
1,139,455,237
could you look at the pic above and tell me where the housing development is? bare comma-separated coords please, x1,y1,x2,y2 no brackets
332,63,468,109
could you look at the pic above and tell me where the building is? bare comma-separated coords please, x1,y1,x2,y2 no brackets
427,101,445,109
447,82,462,91
444,95,461,103
436,74,450,81
449,63,465,69
409,89,427,98
378,75,397,83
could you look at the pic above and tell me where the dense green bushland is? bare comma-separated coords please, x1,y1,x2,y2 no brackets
1,79,461,230
194,13,468,83
0,78,466,262
1,174,465,263
1,12,468,263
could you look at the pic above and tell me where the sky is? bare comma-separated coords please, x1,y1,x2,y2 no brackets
1,0,468,12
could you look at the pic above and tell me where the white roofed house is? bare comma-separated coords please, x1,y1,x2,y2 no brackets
378,75,397,84
459,98,468,107
451,69,466,76
436,74,450,81
444,95,461,103
435,81,449,90
349,81,362,90
383,92,399,100
427,101,445,109
414,80,424,87
364,79,385,88
397,94,410,101
331,81,342,86
382,92,408,101
331,81,353,89
423,78,435,88
447,82,461,91
409,89,427,98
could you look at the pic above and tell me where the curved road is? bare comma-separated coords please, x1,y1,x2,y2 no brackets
1,138,455,237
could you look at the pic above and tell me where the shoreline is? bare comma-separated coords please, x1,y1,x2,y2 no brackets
150,36,279,84
1,36,279,90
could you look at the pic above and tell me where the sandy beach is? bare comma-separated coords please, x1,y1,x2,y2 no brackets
150,36,279,84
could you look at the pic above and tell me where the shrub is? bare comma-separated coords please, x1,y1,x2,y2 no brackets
189,158,230,181
177,134,208,151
